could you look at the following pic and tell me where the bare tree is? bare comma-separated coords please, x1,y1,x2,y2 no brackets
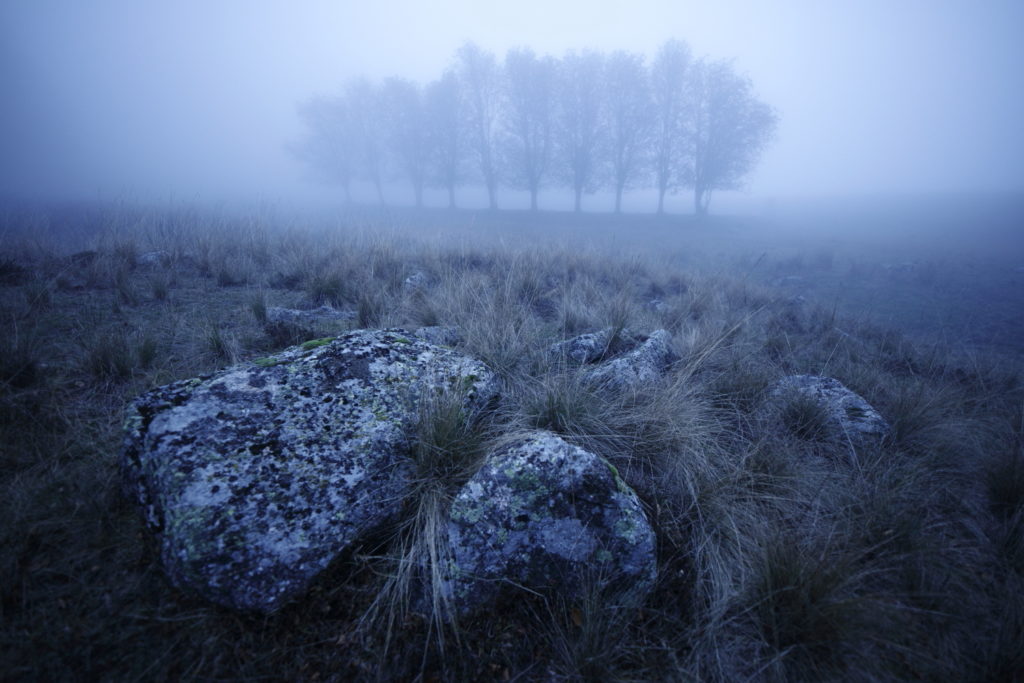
501,47,556,211
454,42,501,210
603,51,653,213
345,78,388,205
649,40,693,214
293,94,357,204
381,77,429,208
686,59,777,216
424,71,463,209
554,50,606,213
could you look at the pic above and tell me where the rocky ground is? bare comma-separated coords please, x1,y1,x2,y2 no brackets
1,203,1022,680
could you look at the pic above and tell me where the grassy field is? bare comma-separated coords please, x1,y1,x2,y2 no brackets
1,199,1023,680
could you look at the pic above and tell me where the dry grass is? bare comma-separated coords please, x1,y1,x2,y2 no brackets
1,201,1022,680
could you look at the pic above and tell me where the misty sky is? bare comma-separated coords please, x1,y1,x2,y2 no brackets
2,0,1023,204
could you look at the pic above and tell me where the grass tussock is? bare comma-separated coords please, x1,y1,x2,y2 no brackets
0,202,1022,680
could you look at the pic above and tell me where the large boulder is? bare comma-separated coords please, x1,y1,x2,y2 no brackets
761,374,890,452
447,431,657,611
122,328,499,612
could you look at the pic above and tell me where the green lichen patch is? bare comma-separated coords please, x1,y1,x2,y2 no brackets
300,337,335,351
253,356,282,367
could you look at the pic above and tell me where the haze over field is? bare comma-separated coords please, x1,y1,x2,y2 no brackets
2,0,1023,206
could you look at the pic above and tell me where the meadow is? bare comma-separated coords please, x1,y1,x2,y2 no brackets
1,198,1022,680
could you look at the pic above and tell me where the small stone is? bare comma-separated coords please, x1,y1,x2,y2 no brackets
761,374,890,453
265,305,355,326
585,329,677,391
138,250,170,268
413,325,462,347
548,327,642,365
403,270,429,292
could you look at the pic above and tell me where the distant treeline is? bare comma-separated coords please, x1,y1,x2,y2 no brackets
294,40,777,216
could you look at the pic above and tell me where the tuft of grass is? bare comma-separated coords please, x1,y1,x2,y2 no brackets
743,530,879,680
23,278,53,311
0,324,40,390
114,266,138,305
148,272,171,301
364,384,493,659
307,272,348,306
248,290,268,324
356,289,387,328
519,370,609,439
84,330,134,382
780,393,830,441
987,447,1024,522
204,323,238,363
532,583,646,682
0,256,27,285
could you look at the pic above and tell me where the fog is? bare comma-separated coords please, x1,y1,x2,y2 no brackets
2,0,1023,206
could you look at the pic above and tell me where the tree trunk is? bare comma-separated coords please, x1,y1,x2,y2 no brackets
447,183,456,209
574,187,582,213
657,187,666,215
530,186,538,212
414,182,423,209
694,186,707,216
486,178,498,210
615,184,623,214
374,177,385,206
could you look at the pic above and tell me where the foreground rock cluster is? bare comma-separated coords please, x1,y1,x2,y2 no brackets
121,327,888,614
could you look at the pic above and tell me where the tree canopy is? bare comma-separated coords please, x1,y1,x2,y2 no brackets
295,40,776,216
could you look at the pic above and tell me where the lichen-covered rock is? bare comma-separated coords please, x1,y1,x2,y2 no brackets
448,431,657,611
548,327,641,365
122,328,499,612
763,374,890,451
585,329,677,391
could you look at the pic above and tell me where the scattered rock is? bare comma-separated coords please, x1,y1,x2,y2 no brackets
138,250,170,268
413,325,462,347
760,374,890,452
548,327,642,365
122,328,499,612
263,306,356,347
265,305,356,327
403,270,429,293
55,274,88,291
585,329,677,391
447,431,657,611
647,298,670,314
772,275,805,287
67,250,98,267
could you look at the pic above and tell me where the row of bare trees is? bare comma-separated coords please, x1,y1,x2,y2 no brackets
294,40,777,216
